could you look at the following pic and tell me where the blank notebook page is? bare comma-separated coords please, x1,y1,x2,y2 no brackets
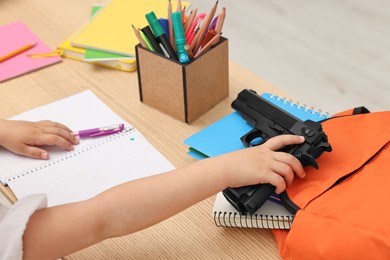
7,128,174,207
0,90,126,185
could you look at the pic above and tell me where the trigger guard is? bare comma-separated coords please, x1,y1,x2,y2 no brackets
241,129,265,147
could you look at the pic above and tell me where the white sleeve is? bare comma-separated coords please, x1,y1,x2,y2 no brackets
0,194,47,260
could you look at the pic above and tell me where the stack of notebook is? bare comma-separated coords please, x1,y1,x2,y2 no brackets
58,0,187,72
57,3,136,72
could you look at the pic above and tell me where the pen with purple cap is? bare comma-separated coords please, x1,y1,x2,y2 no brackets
74,123,125,138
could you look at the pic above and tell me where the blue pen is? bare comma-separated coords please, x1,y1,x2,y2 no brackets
172,11,190,63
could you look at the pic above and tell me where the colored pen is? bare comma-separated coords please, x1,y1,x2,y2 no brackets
0,41,36,63
141,25,163,55
74,124,124,138
172,11,190,63
139,29,155,51
159,18,170,38
185,13,206,44
146,11,178,60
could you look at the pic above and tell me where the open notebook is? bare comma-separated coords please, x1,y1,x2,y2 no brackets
1,91,174,207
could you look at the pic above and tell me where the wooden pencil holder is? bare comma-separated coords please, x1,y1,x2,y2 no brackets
136,37,229,123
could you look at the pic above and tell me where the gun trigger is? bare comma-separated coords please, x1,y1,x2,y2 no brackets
296,153,318,169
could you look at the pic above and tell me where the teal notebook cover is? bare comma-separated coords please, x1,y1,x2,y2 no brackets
184,92,331,159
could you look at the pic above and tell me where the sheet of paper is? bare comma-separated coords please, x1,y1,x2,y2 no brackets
0,21,62,82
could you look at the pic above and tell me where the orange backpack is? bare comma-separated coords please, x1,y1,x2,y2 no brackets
272,109,390,259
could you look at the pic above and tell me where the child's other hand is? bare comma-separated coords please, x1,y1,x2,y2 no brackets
0,119,79,159
222,135,306,194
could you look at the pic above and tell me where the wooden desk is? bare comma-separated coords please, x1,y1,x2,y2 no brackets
0,1,286,259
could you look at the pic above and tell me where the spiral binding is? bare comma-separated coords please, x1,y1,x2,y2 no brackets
213,211,294,229
269,94,332,119
7,127,135,183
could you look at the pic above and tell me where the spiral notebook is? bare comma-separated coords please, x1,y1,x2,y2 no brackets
184,92,332,159
213,192,294,229
1,91,174,207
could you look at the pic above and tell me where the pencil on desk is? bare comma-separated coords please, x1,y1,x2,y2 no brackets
189,0,219,54
194,32,221,58
0,41,36,63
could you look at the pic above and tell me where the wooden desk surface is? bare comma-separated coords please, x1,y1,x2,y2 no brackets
0,1,286,259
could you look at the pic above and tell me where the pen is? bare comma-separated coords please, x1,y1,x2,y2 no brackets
172,11,190,63
146,11,178,60
141,25,163,55
74,124,125,138
139,28,155,51
185,13,206,44
0,41,36,63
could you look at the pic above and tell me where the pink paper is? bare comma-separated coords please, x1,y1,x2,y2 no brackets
0,21,62,82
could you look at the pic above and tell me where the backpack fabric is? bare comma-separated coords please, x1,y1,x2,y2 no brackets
272,110,390,259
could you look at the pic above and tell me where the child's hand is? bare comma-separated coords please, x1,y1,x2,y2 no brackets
221,135,306,194
0,119,79,159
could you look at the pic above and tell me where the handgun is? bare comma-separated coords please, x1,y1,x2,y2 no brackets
223,89,332,215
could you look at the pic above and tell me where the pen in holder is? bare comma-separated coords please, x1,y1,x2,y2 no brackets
136,37,229,123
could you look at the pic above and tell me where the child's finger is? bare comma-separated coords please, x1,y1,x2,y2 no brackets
273,152,306,178
17,145,49,160
263,135,305,151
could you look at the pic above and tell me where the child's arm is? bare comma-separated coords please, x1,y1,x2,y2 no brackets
0,119,79,159
22,135,305,259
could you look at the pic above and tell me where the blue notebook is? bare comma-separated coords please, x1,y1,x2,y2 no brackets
184,92,331,159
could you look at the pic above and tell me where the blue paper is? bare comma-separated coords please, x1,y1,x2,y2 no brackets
184,92,331,158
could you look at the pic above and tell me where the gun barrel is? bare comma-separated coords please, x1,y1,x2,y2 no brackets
232,89,300,131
